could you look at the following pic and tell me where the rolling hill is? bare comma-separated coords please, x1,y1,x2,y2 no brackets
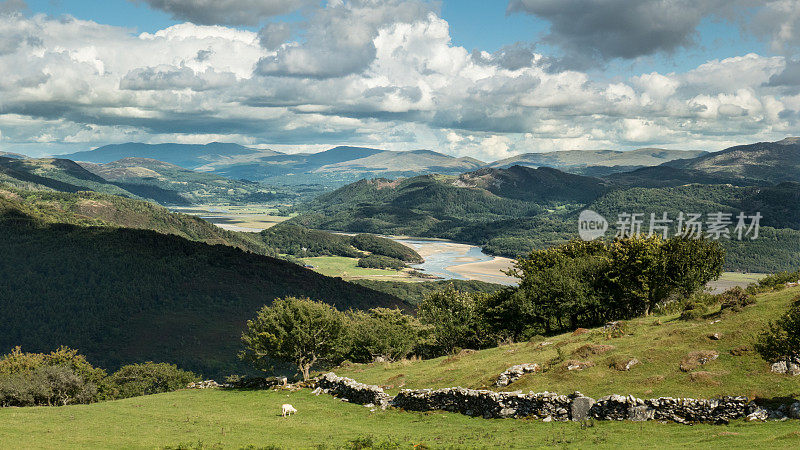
203,146,486,187
489,147,707,175
60,142,266,169
664,138,800,185
0,191,409,377
79,157,292,205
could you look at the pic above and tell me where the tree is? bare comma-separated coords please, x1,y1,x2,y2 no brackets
240,297,349,381
347,308,428,362
755,296,800,365
417,286,488,354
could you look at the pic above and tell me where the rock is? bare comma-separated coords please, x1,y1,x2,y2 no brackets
187,380,222,389
628,405,655,422
565,360,595,371
570,395,596,421
770,359,800,376
679,350,719,372
747,408,769,422
708,333,721,340
542,416,553,422
373,356,386,364
789,402,800,419
495,363,541,387
572,328,590,336
610,357,640,371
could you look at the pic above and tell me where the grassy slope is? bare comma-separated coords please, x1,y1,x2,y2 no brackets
336,287,800,400
1,389,798,449
301,256,412,280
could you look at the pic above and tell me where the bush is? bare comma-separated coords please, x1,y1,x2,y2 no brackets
754,270,800,292
357,255,406,270
719,286,756,312
679,301,708,321
0,365,98,407
417,287,491,355
755,296,800,364
108,362,200,399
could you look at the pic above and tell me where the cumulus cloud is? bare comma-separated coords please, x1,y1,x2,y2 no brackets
256,0,435,78
750,0,800,55
0,0,25,15
508,0,753,66
130,0,314,26
0,5,798,160
767,59,800,86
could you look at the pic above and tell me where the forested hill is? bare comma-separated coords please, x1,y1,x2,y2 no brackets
0,185,272,256
0,208,409,378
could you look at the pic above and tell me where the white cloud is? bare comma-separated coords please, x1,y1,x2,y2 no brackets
0,7,799,161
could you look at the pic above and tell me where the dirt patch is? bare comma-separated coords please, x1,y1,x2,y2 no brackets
729,346,751,356
607,356,640,371
680,350,719,372
572,344,615,358
563,360,595,371
572,328,590,336
689,371,721,385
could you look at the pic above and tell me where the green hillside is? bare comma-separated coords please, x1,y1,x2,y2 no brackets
3,388,799,449
80,157,292,205
665,138,800,185
336,286,800,400
0,193,408,377
0,185,272,256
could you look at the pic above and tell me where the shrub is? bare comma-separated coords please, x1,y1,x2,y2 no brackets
755,296,800,365
417,287,491,355
679,302,708,321
0,365,98,407
108,362,200,399
719,286,756,312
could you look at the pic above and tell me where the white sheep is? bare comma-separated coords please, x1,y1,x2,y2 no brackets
281,403,297,417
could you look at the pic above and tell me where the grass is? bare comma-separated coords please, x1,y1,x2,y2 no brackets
301,256,416,281
707,272,769,294
1,388,799,449
336,286,800,400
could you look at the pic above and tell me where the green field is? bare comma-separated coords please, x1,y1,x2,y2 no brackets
2,388,799,449
336,286,800,400
301,256,417,281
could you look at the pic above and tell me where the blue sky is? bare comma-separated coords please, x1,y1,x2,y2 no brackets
1,0,798,159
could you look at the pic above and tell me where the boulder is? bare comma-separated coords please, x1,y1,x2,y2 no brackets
570,395,596,421
770,359,800,376
495,363,541,387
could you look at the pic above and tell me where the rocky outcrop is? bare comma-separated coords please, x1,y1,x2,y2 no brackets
495,363,541,387
770,358,800,376
187,380,223,389
315,372,391,409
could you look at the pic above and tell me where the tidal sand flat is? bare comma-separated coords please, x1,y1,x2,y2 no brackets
447,257,516,285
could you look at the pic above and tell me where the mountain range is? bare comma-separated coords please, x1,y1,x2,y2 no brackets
52,143,709,189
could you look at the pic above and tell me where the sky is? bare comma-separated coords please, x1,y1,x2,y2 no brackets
0,0,799,160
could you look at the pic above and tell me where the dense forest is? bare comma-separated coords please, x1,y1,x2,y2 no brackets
0,209,408,378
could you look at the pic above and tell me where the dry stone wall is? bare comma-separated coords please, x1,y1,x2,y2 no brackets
309,373,799,424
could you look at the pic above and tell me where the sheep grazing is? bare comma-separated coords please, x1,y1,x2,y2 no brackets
281,403,297,417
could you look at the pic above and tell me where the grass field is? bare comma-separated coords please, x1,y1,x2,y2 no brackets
2,388,799,449
336,286,800,400
301,256,417,281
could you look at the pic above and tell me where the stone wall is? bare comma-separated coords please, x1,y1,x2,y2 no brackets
391,386,795,424
310,373,799,424
314,372,391,409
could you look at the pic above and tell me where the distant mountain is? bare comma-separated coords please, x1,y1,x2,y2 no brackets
605,165,745,188
0,190,408,377
60,142,268,169
664,138,800,185
0,151,27,159
489,148,707,175
80,157,292,204
204,146,486,187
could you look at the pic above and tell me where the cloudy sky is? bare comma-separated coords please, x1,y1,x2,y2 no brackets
1,0,799,160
